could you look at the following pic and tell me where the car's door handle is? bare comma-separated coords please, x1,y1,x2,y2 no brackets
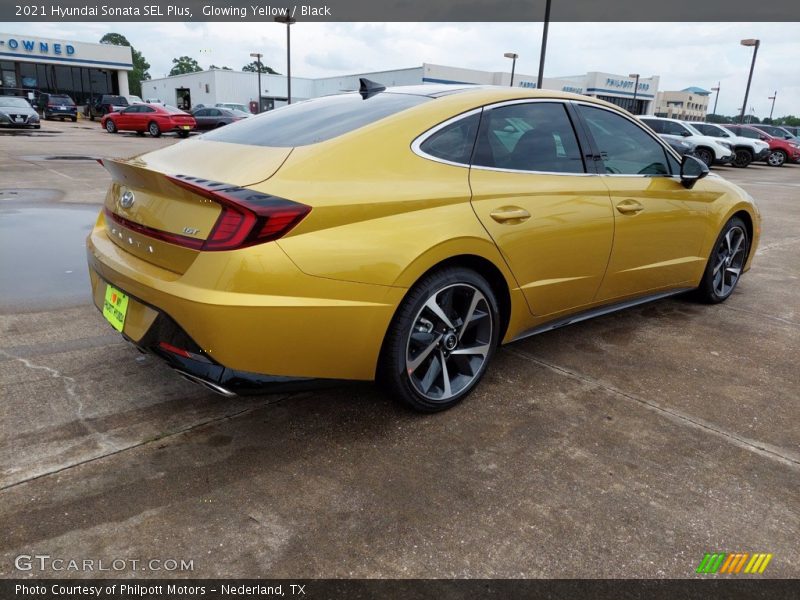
490,207,531,223
615,199,644,215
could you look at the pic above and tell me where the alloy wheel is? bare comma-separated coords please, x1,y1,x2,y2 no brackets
767,151,786,167
712,226,747,298
696,148,713,167
405,283,493,402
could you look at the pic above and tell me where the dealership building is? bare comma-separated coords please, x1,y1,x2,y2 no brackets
0,32,133,104
148,63,661,115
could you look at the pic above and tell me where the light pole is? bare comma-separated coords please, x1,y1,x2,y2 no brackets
275,15,296,104
504,52,518,87
536,0,552,89
739,38,760,123
249,52,263,113
768,91,777,121
710,82,720,118
629,73,640,115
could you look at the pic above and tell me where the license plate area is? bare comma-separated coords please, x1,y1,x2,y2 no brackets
102,284,129,332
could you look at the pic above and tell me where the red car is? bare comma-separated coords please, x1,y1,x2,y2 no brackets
101,104,196,138
726,124,800,167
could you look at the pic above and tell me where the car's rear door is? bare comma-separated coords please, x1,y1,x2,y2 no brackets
574,103,713,301
468,100,614,317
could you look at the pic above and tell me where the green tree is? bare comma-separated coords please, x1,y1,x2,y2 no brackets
209,65,233,70
99,32,150,97
169,56,203,76
242,61,279,75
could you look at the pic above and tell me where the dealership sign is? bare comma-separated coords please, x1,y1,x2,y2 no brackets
0,37,76,56
605,78,650,92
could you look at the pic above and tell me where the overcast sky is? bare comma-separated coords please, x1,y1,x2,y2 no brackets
3,21,797,117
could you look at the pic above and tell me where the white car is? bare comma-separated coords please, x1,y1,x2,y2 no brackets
215,102,251,114
123,95,145,105
691,122,771,168
639,116,734,168
145,98,165,105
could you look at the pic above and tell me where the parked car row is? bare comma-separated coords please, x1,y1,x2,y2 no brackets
640,116,800,168
101,103,196,137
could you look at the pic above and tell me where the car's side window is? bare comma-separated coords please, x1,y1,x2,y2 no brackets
578,106,671,176
419,112,480,165
141,106,155,113
471,102,585,173
195,109,208,116
642,119,663,134
209,109,221,117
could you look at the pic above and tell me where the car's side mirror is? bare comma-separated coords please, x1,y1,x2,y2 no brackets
680,155,709,189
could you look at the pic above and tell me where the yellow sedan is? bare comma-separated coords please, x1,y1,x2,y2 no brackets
87,82,760,411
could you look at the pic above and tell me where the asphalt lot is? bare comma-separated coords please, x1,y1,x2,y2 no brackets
1,119,798,578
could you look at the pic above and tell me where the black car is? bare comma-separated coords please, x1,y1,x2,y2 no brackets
37,93,78,121
0,96,41,129
86,95,128,120
658,133,697,157
190,107,249,130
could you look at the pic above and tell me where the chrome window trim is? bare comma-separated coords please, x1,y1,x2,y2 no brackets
573,100,684,178
411,98,593,176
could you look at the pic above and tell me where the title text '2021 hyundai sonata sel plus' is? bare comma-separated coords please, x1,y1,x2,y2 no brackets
87,82,760,411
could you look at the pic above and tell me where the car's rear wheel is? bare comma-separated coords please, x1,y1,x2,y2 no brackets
732,149,752,168
695,147,714,167
695,216,749,304
767,150,786,167
105,120,117,133
380,267,500,412
71,116,77,123
148,121,161,137
177,130,190,138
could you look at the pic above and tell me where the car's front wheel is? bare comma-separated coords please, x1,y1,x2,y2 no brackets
732,148,752,168
695,147,714,167
105,119,117,133
380,267,500,412
148,121,161,137
767,150,786,167
696,216,749,304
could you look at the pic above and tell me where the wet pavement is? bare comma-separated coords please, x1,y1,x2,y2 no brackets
0,198,97,313
0,120,798,578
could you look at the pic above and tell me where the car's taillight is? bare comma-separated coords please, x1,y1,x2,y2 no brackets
167,174,311,251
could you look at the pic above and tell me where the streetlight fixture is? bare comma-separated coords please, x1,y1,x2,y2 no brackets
739,38,760,124
629,73,640,115
710,82,720,118
249,52,263,113
768,90,777,121
275,15,297,104
504,52,518,87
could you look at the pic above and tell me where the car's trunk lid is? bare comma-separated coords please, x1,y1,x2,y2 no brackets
101,140,293,274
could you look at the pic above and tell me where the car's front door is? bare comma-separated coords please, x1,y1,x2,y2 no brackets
116,106,138,129
468,101,614,317
575,104,713,301
194,108,210,129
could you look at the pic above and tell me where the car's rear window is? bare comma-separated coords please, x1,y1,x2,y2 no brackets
203,92,431,147
104,96,127,105
51,95,75,105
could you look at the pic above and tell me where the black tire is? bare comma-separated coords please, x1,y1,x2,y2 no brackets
89,113,94,121
148,121,161,137
105,119,117,133
216,122,226,128
379,267,500,412
71,116,77,123
695,147,714,167
695,216,749,304
767,150,786,167
732,148,752,168
177,130,190,138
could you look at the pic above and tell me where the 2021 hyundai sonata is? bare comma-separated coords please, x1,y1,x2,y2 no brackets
87,82,760,411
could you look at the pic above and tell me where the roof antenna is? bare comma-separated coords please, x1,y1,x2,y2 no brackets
359,78,386,99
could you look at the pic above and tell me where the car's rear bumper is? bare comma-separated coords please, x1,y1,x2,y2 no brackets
86,216,405,382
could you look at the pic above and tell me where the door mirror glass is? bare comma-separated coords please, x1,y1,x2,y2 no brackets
680,155,709,189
